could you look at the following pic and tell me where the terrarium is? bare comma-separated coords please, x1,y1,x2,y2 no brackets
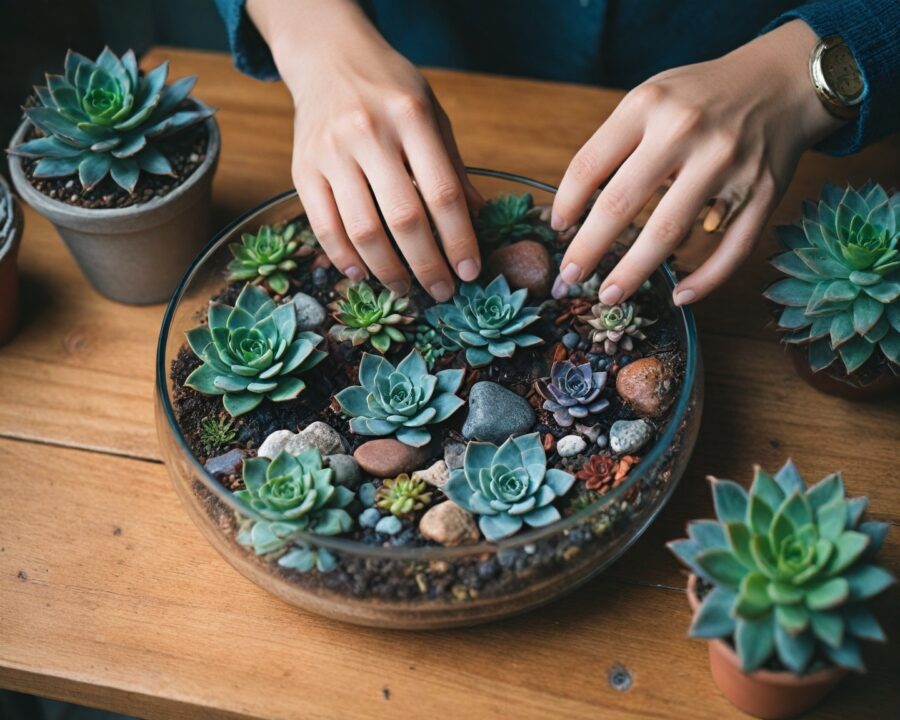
155,169,703,629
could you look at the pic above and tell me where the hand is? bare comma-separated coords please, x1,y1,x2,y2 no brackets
550,20,846,305
247,0,482,300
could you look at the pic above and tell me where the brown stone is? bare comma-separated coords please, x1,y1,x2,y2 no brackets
353,439,434,478
485,240,552,299
615,356,675,418
419,501,481,546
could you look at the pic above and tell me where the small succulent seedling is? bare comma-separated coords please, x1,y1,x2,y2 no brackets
579,300,654,355
669,461,894,674
328,279,414,353
444,433,574,541
227,221,313,295
376,474,432,517
474,192,555,245
425,275,544,367
198,415,237,454
406,324,447,367
185,283,327,416
535,360,609,427
765,182,900,374
9,47,214,192
335,350,464,447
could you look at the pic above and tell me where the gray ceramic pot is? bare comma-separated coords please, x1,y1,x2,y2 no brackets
8,103,219,305
0,174,23,345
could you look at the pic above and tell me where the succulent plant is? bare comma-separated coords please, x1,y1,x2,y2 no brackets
227,221,313,295
198,415,237,454
406,324,447,367
579,300,655,355
444,432,575,541
765,182,900,375
424,275,544,367
327,279,414,353
185,283,327,416
669,461,894,673
9,47,214,193
474,192,555,245
0,184,12,248
535,360,609,427
575,453,637,493
376,474,433,517
335,350,464,447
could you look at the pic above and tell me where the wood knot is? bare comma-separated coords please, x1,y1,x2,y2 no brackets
63,327,92,355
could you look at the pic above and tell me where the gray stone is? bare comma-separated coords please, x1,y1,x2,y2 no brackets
462,381,535,443
375,515,402,535
575,423,602,443
312,267,328,288
257,429,295,460
326,454,361,487
562,331,580,349
203,448,245,476
595,434,609,449
286,421,347,456
443,441,466,470
609,419,654,455
359,482,377,507
412,459,450,488
359,507,381,529
557,434,587,458
419,502,480,546
291,292,327,330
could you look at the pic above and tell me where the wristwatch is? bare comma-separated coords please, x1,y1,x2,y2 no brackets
809,35,863,120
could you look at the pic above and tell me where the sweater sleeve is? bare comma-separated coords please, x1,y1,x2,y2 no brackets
764,0,900,156
213,0,280,81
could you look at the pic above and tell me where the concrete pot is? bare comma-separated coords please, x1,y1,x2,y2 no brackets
0,174,23,345
8,103,219,305
686,574,846,719
787,345,900,401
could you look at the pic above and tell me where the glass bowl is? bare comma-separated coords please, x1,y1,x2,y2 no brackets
155,169,703,629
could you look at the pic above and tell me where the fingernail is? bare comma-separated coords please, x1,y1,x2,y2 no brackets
551,211,565,231
674,288,696,306
456,258,480,281
551,275,569,300
344,265,365,282
560,262,582,284
429,280,452,302
387,280,410,295
599,284,623,305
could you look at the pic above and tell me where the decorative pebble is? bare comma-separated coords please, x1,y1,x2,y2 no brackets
257,429,295,460
291,292,327,330
203,448,245,476
575,423,602,443
412,459,450,488
609,419,654,455
375,515,402,536
359,507,381,528
359,482,377,507
595,434,609,449
443,441,466,470
615,356,676,417
312,267,329,288
286,421,347,456
485,240,552,299
326,454,361,487
462,381,535,443
419,502,480,546
562,331,580,349
353,438,433,478
557,435,587,458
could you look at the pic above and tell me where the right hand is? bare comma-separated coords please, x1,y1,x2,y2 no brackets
248,0,482,300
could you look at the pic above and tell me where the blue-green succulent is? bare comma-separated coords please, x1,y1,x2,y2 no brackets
669,461,893,674
185,284,327,416
335,350,464,447
444,433,575,541
424,275,544,367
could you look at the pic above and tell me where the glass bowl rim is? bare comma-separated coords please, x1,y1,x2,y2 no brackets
155,167,700,561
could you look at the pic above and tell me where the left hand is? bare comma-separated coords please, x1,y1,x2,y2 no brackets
550,19,846,306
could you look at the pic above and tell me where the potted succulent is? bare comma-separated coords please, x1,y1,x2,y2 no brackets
0,173,23,345
669,461,894,719
765,182,899,399
6,47,219,305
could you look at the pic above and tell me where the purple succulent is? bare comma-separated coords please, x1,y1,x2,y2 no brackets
535,360,610,427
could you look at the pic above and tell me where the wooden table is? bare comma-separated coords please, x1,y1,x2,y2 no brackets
1,48,897,720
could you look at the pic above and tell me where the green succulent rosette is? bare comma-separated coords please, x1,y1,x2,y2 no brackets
185,284,327,416
335,350,464,447
474,191,555,245
425,275,543,367
444,432,575,541
327,280,414,353
9,47,214,192
669,461,894,674
227,221,312,295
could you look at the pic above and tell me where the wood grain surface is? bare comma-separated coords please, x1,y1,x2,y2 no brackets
0,47,897,719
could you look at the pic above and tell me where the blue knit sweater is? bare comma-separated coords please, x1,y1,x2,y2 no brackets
214,0,900,156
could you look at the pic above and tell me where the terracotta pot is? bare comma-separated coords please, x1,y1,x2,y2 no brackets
686,574,846,719
0,175,23,346
787,345,900,401
8,103,219,305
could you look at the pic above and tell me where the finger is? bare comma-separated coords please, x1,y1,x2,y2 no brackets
328,163,411,294
402,119,482,282
294,171,367,282
433,101,484,209
598,160,722,303
551,97,646,230
672,186,776,305
556,142,677,288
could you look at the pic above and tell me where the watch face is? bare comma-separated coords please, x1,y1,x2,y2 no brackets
823,44,863,102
